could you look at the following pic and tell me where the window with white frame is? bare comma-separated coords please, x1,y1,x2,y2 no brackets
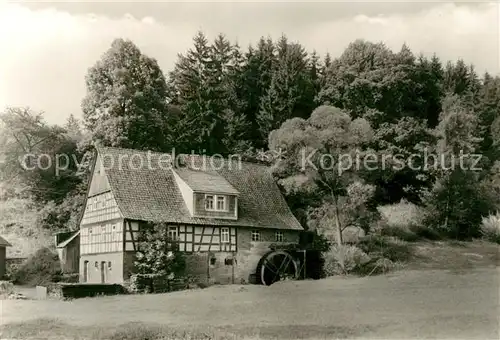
205,194,228,212
221,228,230,243
275,231,284,242
168,226,178,240
205,194,214,210
251,230,260,242
216,196,226,211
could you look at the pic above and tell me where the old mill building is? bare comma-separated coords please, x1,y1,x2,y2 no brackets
56,147,303,285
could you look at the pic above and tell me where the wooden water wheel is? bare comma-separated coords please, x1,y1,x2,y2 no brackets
257,250,298,286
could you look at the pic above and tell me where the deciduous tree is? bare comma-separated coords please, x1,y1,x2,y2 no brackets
82,38,171,151
269,105,374,244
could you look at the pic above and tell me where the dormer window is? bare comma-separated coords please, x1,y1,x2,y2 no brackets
205,194,227,212
216,196,226,211
205,194,214,210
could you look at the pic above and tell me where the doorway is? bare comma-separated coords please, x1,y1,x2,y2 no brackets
83,260,89,282
100,261,106,283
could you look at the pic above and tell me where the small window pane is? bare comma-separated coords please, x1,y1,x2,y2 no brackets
221,228,230,243
205,195,214,210
216,196,226,210
168,226,178,240
275,231,284,242
251,230,260,242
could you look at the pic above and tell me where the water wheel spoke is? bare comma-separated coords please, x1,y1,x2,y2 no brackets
259,250,298,286
275,257,292,281
263,259,280,273
271,255,292,283
262,259,279,275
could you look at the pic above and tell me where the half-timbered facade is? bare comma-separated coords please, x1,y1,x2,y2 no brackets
76,147,303,284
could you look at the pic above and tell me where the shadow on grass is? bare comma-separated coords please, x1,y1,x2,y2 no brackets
0,318,375,340
216,324,375,339
358,235,413,263
0,318,233,340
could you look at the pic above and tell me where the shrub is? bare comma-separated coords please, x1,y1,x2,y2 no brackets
481,212,500,244
127,274,163,294
376,200,426,242
10,247,61,285
379,224,419,242
0,280,14,297
422,170,496,240
377,199,423,228
5,262,21,281
361,257,397,276
134,223,186,279
409,224,442,240
323,245,371,276
54,273,79,283
126,274,189,294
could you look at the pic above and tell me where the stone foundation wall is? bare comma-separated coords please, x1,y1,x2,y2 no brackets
183,228,300,285
78,227,301,285
236,228,299,283
184,252,237,285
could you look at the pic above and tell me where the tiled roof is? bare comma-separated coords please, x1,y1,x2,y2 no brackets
0,235,12,247
174,168,239,195
96,147,303,231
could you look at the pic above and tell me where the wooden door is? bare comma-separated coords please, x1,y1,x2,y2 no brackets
83,260,89,282
100,261,106,283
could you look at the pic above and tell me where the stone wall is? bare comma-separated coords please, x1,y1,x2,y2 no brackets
184,252,236,285
235,228,300,283
183,228,300,285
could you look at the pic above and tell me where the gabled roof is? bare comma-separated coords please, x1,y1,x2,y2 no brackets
0,235,12,247
174,168,239,195
56,230,80,248
94,147,303,231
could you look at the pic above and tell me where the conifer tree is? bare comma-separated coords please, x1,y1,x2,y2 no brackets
257,37,312,140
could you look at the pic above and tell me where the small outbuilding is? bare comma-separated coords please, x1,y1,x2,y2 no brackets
0,235,12,279
55,230,80,274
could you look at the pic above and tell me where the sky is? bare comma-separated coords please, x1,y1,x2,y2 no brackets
0,0,498,125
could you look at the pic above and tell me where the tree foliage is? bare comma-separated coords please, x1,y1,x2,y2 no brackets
134,223,186,277
0,107,83,204
422,95,495,239
3,33,500,257
269,105,374,244
82,38,171,151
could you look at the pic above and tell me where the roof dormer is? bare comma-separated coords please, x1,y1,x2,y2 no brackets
172,168,239,220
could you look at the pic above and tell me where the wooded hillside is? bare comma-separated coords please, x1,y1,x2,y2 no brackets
1,33,499,257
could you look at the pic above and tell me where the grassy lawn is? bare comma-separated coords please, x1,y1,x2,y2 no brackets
1,241,499,339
